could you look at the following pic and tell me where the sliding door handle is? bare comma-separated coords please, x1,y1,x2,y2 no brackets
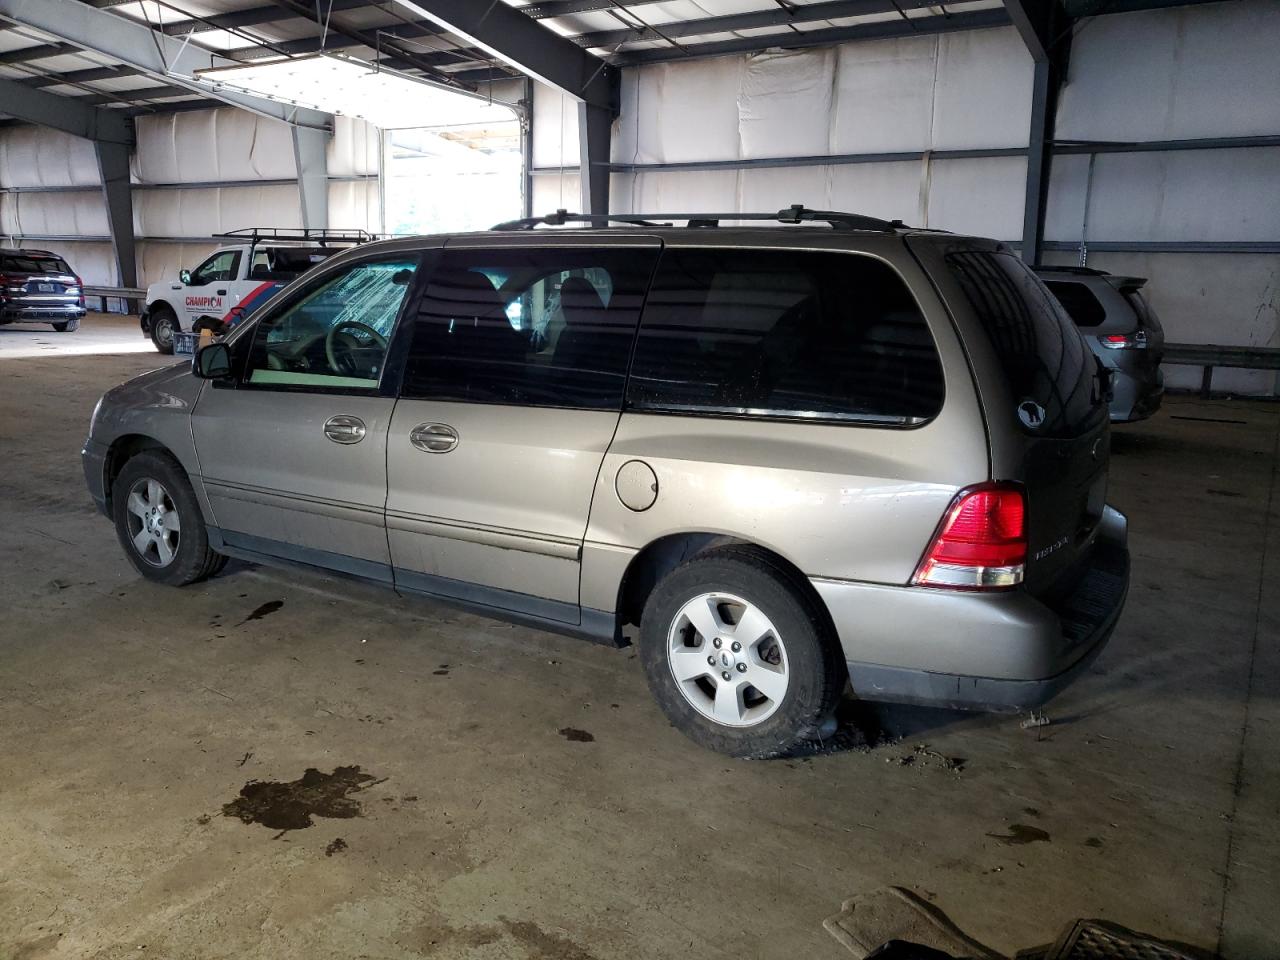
409,422,459,454
324,415,367,444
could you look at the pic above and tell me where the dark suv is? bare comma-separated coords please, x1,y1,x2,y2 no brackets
1035,266,1165,423
0,249,86,332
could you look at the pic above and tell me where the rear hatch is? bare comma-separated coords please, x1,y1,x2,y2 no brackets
927,244,1111,602
0,254,80,308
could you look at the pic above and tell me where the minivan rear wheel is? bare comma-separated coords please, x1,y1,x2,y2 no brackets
638,547,843,758
111,450,225,586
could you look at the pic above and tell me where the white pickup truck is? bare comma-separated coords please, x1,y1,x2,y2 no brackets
140,229,374,353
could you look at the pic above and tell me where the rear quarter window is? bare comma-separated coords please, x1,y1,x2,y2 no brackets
947,250,1105,439
627,248,944,425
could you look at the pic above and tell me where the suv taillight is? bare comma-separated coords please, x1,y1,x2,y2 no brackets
913,483,1026,590
73,275,85,306
1100,330,1148,350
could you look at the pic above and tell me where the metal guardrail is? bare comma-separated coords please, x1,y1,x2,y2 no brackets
82,285,146,300
82,285,146,314
1163,342,1280,397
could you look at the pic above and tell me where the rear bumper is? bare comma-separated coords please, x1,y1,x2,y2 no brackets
0,303,85,323
82,436,110,517
1109,368,1163,423
814,505,1130,712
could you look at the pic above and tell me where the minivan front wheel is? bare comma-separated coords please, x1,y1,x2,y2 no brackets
111,450,225,586
639,548,843,758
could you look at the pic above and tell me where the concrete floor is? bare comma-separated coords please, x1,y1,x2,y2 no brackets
1,313,1277,960
0,311,153,360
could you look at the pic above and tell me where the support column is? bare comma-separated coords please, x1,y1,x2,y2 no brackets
577,101,611,217
292,123,331,231
522,78,535,219
1020,58,1053,264
1003,0,1071,265
94,139,137,291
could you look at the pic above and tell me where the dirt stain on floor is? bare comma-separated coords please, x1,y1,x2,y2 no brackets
987,823,1051,845
559,727,595,742
238,599,284,625
222,765,378,831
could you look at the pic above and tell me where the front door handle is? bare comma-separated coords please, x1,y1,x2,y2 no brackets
409,422,459,454
324,415,367,444
216,288,227,296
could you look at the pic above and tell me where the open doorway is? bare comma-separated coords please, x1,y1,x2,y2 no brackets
383,118,523,235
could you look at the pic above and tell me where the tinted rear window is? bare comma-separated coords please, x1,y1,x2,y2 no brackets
627,249,943,424
401,247,659,410
1,255,72,275
947,250,1104,439
1044,280,1106,328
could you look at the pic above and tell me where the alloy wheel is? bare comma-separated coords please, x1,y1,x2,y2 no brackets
667,592,789,727
124,477,181,567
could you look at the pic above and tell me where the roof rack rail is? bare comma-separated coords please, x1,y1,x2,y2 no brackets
213,227,377,246
491,205,905,233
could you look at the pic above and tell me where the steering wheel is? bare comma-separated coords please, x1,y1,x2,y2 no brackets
325,319,387,375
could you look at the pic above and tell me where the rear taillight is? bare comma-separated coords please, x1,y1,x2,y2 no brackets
913,483,1027,590
74,275,85,306
1100,330,1148,349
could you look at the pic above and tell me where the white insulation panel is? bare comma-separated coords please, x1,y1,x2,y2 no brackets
133,184,303,237
541,24,1036,236
0,190,109,238
0,127,100,188
1057,2,1280,142
132,109,299,184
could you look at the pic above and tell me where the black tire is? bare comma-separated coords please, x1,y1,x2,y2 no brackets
52,316,80,333
149,304,178,355
111,450,225,586
638,547,844,759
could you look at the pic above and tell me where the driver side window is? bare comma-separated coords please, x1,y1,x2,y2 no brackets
190,251,241,286
244,257,418,390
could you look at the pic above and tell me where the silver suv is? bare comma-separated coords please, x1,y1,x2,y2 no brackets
1036,265,1166,423
82,208,1130,758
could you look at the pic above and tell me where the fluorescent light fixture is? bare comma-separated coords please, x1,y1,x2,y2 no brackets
194,53,516,130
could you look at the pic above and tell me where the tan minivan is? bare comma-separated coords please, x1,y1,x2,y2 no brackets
83,208,1129,758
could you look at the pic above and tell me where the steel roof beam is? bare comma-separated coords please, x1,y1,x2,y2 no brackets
385,0,616,112
0,0,331,129
159,0,367,35
0,73,131,142
573,0,992,48
260,0,470,89
611,8,1010,65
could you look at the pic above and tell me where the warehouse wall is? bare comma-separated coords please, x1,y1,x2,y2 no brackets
533,0,1278,395
533,28,1035,235
1045,0,1280,394
0,110,381,288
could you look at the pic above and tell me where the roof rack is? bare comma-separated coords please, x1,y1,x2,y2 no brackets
491,205,905,233
214,227,377,246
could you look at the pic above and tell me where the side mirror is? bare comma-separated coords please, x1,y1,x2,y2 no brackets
193,342,232,380
179,268,192,285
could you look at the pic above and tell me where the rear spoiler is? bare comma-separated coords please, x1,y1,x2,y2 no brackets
1102,275,1147,291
